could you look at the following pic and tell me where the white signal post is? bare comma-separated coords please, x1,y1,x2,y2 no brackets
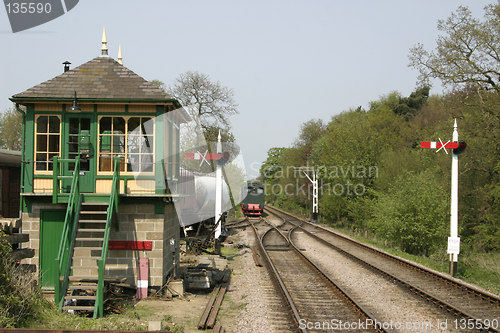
295,168,319,223
449,119,459,276
421,119,462,277
215,130,223,239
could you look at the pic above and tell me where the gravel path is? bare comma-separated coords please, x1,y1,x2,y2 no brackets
223,227,294,333
291,229,458,333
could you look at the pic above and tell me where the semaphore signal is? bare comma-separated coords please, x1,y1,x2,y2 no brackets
421,119,466,277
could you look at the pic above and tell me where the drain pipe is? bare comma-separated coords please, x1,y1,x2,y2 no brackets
15,103,26,218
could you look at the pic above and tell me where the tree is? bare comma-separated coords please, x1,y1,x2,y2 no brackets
167,71,238,129
0,107,22,151
393,86,430,120
409,2,500,93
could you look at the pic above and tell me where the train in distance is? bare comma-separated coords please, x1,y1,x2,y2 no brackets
241,182,264,217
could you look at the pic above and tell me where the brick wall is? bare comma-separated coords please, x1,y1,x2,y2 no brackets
21,202,66,279
21,201,180,289
105,202,179,287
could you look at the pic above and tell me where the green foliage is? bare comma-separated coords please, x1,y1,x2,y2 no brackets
0,107,22,150
0,231,46,328
393,86,430,120
409,3,500,92
368,172,448,255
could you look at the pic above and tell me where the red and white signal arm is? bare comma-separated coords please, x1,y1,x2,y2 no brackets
421,141,458,149
184,152,221,160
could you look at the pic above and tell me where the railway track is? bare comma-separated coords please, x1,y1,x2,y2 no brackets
266,205,500,332
248,217,387,332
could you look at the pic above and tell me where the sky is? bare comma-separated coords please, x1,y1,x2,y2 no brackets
0,0,493,179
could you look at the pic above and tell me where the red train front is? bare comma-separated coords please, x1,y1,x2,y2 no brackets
241,182,264,216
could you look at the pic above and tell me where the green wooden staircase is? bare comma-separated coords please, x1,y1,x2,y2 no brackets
53,157,120,318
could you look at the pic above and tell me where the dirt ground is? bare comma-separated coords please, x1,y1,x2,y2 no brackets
133,226,263,333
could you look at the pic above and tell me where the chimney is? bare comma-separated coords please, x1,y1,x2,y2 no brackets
63,61,71,73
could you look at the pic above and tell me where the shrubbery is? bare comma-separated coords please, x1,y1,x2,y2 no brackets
0,231,45,327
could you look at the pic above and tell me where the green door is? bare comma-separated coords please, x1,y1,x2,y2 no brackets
40,210,65,289
64,115,96,192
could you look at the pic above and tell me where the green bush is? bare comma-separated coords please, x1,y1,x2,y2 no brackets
0,231,45,328
368,171,448,256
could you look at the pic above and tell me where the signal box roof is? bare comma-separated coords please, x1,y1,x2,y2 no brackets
11,56,177,104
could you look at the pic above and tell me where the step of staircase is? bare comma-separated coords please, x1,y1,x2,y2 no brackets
59,200,110,315
68,284,98,291
64,295,96,301
68,276,99,283
62,305,96,311
78,219,107,224
75,237,105,242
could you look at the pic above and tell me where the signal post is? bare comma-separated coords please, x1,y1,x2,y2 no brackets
421,119,466,276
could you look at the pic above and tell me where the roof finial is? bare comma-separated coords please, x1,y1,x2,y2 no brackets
118,44,123,65
101,27,108,56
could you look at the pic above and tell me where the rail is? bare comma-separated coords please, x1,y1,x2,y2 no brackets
94,156,120,318
54,157,81,309
267,205,500,333
249,221,306,333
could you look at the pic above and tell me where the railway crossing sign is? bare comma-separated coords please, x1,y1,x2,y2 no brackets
421,119,466,277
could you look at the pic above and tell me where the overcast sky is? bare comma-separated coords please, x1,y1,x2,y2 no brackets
0,0,493,179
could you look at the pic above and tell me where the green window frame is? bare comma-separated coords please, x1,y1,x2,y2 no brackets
97,116,154,174
34,115,61,173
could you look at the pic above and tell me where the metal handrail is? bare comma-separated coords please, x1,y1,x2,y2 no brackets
94,156,120,318
54,157,81,308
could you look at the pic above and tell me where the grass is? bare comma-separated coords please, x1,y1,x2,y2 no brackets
27,301,148,331
26,298,185,331
273,205,500,295
220,245,239,258
324,223,500,295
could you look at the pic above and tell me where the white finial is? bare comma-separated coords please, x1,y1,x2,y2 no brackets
118,44,123,64
453,118,458,141
101,27,108,56
217,130,222,153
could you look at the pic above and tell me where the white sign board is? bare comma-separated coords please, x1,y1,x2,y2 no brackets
447,237,460,255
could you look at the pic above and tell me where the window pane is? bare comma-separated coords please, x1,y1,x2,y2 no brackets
113,135,125,153
128,135,139,153
128,154,140,172
113,117,125,134
99,154,112,172
100,135,112,152
141,136,153,152
36,135,47,152
128,117,140,134
81,118,90,131
49,135,59,153
35,153,47,171
100,117,111,134
142,117,153,135
48,154,58,171
69,118,79,134
68,135,79,153
48,116,60,133
37,116,48,133
141,154,153,172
